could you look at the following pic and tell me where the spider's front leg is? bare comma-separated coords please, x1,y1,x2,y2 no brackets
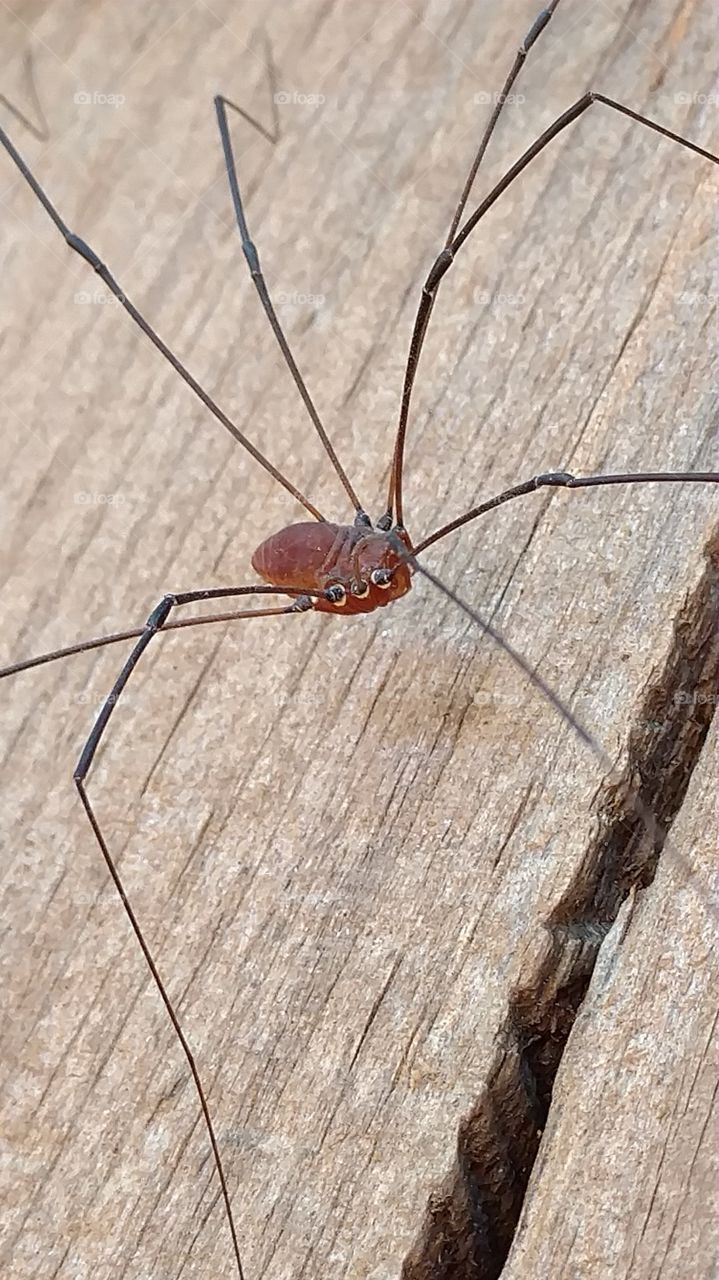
69,580,316,1280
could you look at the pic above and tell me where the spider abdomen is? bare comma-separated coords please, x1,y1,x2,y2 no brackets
251,521,413,614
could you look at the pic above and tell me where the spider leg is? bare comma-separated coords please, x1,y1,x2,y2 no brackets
72,583,316,1280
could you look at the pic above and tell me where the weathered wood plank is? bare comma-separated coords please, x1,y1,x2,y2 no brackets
502,719,717,1280
1,2,716,1279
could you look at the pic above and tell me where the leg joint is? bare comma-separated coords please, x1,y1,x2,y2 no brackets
535,471,575,488
66,231,104,272
146,594,176,631
521,8,552,56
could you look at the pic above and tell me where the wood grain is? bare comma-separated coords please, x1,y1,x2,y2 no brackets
1,2,716,1279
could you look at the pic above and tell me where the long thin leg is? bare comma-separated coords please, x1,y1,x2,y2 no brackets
388,91,719,528
382,0,563,522
447,4,561,244
74,588,315,775
0,585,323,679
397,542,709,922
392,535,600,756
413,470,719,555
54,584,316,1280
215,96,368,522
0,128,324,522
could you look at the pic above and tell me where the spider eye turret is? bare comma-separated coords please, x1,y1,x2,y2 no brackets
325,584,347,606
370,568,393,589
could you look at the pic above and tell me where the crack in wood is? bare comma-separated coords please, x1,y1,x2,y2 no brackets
401,533,718,1280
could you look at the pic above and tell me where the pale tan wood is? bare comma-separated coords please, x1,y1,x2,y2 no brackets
0,3,716,1280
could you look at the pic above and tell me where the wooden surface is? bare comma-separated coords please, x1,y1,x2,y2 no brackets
501,719,717,1279
1,2,716,1279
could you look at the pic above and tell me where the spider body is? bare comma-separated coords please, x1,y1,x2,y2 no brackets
251,521,413,614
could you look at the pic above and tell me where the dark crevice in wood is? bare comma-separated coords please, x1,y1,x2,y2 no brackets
401,532,718,1280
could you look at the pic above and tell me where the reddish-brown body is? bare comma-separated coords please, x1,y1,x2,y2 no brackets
251,522,413,615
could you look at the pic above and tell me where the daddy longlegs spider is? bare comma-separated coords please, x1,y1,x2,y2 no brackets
2,2,717,1277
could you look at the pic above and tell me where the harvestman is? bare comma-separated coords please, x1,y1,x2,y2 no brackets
2,2,718,1276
